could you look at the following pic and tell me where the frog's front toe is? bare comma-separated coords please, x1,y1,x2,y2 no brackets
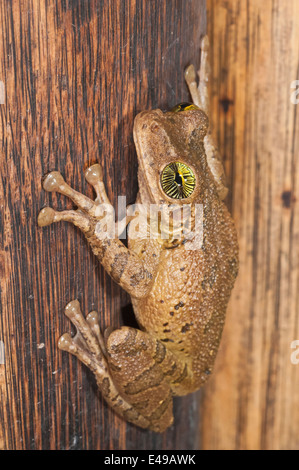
43,171,66,192
37,207,56,226
84,163,111,205
39,163,111,224
84,163,103,186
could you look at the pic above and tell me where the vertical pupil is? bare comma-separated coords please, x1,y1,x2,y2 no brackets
161,162,195,199
175,172,183,186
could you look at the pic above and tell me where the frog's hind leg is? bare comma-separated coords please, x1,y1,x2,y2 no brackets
59,300,174,432
185,36,229,200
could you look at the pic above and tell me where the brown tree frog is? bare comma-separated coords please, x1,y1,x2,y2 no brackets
38,37,238,432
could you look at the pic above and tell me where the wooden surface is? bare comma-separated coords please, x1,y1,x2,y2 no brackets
2,0,297,452
201,0,299,450
0,0,206,450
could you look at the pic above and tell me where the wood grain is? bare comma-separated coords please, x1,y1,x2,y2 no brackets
0,0,207,450
201,0,299,450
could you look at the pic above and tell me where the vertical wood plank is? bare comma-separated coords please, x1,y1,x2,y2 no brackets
0,0,206,450
202,0,299,450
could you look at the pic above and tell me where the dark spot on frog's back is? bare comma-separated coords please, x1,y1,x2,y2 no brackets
181,323,193,333
174,301,185,310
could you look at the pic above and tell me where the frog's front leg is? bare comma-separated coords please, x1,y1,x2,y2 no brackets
185,36,229,200
58,300,176,432
38,164,160,299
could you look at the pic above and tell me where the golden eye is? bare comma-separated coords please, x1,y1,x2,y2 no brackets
161,162,196,199
171,102,199,113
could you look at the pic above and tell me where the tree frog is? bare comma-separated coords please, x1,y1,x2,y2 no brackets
38,37,238,432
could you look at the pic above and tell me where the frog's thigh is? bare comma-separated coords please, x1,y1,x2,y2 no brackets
106,327,174,432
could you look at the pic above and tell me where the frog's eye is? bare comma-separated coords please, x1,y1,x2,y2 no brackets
160,162,196,199
171,102,199,113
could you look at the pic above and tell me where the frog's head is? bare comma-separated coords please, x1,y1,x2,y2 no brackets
133,103,209,205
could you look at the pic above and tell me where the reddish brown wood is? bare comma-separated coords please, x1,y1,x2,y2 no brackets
0,0,206,450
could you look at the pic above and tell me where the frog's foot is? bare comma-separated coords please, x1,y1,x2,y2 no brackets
185,35,209,114
38,163,111,229
58,300,159,431
58,300,107,371
58,301,130,419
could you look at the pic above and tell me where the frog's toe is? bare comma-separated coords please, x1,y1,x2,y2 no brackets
200,34,209,52
184,64,196,84
38,207,90,231
38,207,55,226
41,169,99,217
57,332,75,354
85,163,103,185
43,171,66,192
60,300,107,361
40,164,111,223
85,163,110,205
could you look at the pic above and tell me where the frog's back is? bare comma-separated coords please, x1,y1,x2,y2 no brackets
132,198,238,392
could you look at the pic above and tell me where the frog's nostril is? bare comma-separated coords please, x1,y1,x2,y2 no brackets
151,123,160,133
